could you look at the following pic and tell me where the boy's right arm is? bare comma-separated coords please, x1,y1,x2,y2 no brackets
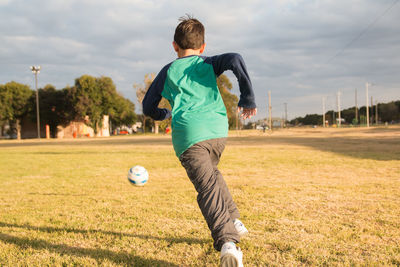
142,64,172,121
208,53,256,110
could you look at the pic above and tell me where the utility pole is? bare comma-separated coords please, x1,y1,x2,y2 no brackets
30,66,41,139
337,91,341,127
322,97,326,127
268,91,272,130
265,96,268,128
355,89,358,124
375,101,378,125
366,83,369,127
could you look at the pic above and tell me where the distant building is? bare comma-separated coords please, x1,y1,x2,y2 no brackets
57,115,110,138
2,115,110,139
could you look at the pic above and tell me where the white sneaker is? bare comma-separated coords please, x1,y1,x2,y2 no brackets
233,219,249,237
220,242,243,267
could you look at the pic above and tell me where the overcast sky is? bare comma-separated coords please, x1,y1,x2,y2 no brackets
1,0,399,120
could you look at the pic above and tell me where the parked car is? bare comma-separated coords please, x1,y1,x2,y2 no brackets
119,130,129,135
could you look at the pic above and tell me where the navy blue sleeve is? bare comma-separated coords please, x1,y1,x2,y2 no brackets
142,63,172,121
205,53,256,109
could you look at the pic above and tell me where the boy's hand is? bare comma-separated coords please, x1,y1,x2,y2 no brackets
238,107,257,119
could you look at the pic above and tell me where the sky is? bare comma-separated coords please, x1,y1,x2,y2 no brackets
1,0,399,121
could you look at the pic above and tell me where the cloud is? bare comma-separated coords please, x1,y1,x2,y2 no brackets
0,0,399,120
0,0,11,5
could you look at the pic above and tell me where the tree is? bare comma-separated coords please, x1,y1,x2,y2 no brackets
0,81,33,139
0,84,9,135
217,74,239,129
341,108,355,124
290,114,322,126
136,114,153,132
96,76,136,129
69,75,136,135
69,75,103,134
98,76,119,118
28,84,74,137
156,88,172,133
134,73,172,133
380,101,399,123
134,73,155,133
110,94,137,128
134,73,175,133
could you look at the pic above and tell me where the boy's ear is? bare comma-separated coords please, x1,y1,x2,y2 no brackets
172,41,180,53
199,43,206,54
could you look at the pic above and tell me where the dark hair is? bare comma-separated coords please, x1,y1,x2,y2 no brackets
174,15,205,49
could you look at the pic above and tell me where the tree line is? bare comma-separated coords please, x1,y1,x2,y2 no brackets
290,100,400,126
0,75,136,139
1,73,240,138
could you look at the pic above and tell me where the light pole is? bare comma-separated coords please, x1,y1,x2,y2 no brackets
30,66,41,139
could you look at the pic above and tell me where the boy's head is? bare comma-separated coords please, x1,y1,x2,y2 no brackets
174,15,205,50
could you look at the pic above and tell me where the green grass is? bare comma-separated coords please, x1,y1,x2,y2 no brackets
1,127,400,266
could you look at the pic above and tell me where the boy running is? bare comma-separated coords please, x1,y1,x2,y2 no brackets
143,15,257,267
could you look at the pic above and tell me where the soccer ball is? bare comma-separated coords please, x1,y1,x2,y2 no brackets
127,165,149,186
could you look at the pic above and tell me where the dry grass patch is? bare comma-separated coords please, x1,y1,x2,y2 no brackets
1,127,399,266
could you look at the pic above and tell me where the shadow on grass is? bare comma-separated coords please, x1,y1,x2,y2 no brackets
228,136,400,161
0,233,178,266
2,129,399,161
0,221,208,246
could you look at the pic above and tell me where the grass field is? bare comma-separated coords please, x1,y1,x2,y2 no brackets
1,127,400,266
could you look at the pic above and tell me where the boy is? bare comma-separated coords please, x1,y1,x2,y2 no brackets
142,16,257,267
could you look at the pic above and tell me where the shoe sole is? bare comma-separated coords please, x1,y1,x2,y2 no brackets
221,254,239,267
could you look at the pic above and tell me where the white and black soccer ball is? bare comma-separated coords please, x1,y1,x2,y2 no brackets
127,165,149,186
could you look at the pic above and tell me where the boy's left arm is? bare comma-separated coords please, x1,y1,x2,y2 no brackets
142,64,172,121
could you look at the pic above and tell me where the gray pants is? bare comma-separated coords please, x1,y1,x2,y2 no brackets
179,138,240,251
